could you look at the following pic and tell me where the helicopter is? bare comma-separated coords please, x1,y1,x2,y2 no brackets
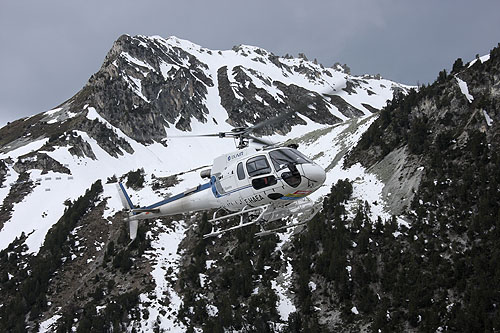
117,111,327,241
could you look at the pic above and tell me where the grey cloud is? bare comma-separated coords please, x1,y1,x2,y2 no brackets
1,0,499,125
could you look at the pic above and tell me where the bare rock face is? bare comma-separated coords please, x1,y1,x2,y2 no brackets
67,135,96,160
367,146,425,215
40,131,97,160
13,153,70,175
78,34,214,141
0,172,34,230
0,160,6,188
77,118,134,157
217,66,343,135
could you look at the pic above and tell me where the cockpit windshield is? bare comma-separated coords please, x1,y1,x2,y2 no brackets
269,148,313,171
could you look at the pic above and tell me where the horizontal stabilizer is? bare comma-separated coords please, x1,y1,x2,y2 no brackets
131,208,161,214
129,220,138,242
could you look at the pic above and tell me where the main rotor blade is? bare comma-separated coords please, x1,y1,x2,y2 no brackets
246,109,296,133
248,135,274,146
167,133,226,138
165,109,296,146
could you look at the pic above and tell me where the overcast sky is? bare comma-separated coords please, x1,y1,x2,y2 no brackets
1,0,499,127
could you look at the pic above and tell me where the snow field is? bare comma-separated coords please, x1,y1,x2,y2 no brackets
0,106,234,254
119,35,410,129
134,220,186,332
297,114,391,222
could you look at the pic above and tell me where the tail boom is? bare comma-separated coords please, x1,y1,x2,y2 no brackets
116,181,218,241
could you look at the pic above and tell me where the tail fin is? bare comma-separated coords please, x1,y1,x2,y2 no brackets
116,182,138,242
117,182,135,210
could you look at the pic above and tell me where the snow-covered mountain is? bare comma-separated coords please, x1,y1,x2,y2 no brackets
0,34,410,255
0,34,429,331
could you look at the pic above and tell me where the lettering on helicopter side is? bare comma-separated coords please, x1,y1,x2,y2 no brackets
243,194,264,205
227,151,244,161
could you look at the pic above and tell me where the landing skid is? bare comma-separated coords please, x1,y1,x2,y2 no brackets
256,204,320,237
202,198,320,239
255,220,308,237
203,205,269,239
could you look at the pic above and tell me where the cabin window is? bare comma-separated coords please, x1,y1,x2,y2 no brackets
252,175,277,190
237,162,245,180
246,155,271,177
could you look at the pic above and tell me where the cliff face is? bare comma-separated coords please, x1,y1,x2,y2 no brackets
347,47,500,215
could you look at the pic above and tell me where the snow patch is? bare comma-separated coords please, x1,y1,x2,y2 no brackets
121,52,155,73
38,314,61,333
483,110,493,126
0,138,49,159
455,76,474,103
125,75,150,103
134,220,186,332
468,54,490,68
44,108,62,116
206,304,218,317
206,260,216,270
271,261,296,321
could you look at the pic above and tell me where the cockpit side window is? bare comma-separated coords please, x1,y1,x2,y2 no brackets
246,156,271,177
237,162,245,180
269,148,312,171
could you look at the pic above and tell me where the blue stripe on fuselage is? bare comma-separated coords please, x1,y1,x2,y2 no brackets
211,176,218,198
279,196,303,200
143,181,212,210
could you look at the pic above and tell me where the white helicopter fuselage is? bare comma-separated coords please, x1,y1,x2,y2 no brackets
211,147,326,212
118,146,326,240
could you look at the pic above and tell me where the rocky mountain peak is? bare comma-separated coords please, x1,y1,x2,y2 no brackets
2,34,411,152
72,34,410,143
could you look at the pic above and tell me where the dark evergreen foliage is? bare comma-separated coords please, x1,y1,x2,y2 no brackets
0,180,103,331
177,212,281,332
55,289,140,333
125,168,145,189
452,58,464,73
341,42,500,331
